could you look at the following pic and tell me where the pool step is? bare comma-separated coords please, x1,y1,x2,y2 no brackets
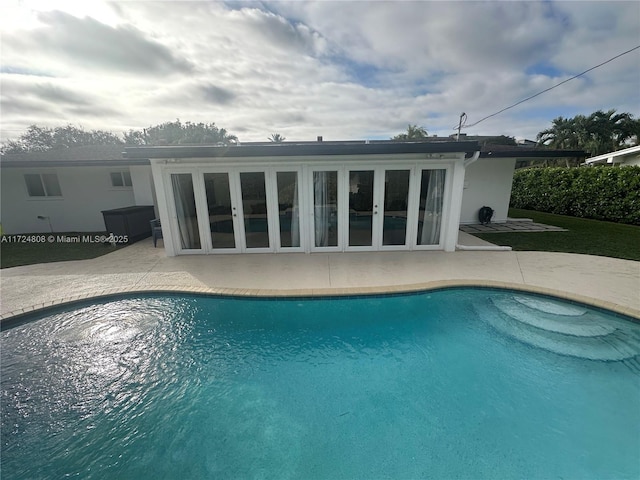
491,297,615,337
476,298,640,363
512,295,588,316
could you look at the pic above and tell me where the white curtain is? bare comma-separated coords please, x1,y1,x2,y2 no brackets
291,174,300,247
420,169,445,245
171,174,199,249
314,171,329,247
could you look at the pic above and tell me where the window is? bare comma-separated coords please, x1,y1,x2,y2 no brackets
24,173,62,197
110,171,132,187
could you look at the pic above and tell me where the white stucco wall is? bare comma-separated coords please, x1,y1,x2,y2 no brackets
130,165,157,214
460,158,516,224
1,166,140,233
622,154,640,166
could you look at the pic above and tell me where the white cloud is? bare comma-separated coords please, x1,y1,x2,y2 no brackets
1,0,638,143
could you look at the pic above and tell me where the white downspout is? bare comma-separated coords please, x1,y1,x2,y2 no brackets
463,150,480,168
456,150,512,251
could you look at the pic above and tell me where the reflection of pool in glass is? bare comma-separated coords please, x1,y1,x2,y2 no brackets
2,289,639,479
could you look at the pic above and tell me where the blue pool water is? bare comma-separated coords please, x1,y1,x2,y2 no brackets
1,289,639,479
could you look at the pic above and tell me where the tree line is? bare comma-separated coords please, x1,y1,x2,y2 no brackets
536,109,639,157
0,120,238,154
2,110,638,157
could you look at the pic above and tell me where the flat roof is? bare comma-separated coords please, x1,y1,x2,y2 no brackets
123,140,482,159
0,145,147,167
480,148,586,159
0,141,587,167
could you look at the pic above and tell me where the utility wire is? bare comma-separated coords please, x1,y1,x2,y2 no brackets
455,44,640,131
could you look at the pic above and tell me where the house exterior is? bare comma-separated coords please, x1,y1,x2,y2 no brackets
0,145,155,233
584,145,640,166
123,141,481,254
1,140,584,256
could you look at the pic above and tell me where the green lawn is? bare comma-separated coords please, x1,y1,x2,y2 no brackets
1,233,124,269
473,209,640,261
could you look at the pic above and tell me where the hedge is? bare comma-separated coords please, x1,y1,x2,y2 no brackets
510,166,640,225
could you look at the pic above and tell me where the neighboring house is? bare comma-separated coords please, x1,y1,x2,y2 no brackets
1,140,583,255
0,145,155,233
584,145,640,166
516,139,537,147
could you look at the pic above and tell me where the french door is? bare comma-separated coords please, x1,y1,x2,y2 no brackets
199,169,303,253
168,165,447,254
346,167,414,251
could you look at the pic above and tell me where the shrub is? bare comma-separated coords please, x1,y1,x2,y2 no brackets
510,166,640,225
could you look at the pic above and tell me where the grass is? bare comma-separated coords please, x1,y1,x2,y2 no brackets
473,208,640,261
1,232,125,269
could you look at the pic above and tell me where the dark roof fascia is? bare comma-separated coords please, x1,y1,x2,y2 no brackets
480,149,586,159
124,141,481,159
0,145,150,168
0,158,150,168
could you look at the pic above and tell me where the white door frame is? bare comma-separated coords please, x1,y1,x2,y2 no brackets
159,157,459,255
197,169,242,254
410,163,454,251
228,168,274,254
269,167,305,253
308,166,344,253
344,165,417,252
165,169,207,255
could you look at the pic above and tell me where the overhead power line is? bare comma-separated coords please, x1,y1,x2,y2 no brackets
455,44,640,131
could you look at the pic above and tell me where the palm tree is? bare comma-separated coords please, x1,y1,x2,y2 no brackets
268,133,286,143
392,124,429,141
537,110,639,160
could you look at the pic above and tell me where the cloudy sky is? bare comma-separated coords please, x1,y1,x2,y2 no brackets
1,0,639,144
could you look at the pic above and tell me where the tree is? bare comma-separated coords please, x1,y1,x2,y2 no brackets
268,133,286,143
392,124,428,141
1,124,123,154
128,120,237,146
536,109,640,162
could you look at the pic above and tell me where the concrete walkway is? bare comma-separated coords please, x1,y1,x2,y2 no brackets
460,221,567,234
2,237,639,320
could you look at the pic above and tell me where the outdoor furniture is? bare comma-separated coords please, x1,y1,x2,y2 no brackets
101,205,155,243
151,218,163,247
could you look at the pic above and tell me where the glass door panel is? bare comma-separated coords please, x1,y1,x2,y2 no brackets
313,171,338,247
382,170,410,246
348,170,374,247
170,173,201,250
416,169,446,245
276,172,300,248
240,172,270,249
203,173,236,249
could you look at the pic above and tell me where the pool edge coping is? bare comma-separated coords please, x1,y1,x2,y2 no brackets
2,280,639,323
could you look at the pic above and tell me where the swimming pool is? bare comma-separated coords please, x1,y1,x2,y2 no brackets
2,289,639,479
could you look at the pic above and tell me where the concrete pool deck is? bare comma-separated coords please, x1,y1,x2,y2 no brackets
1,236,639,320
